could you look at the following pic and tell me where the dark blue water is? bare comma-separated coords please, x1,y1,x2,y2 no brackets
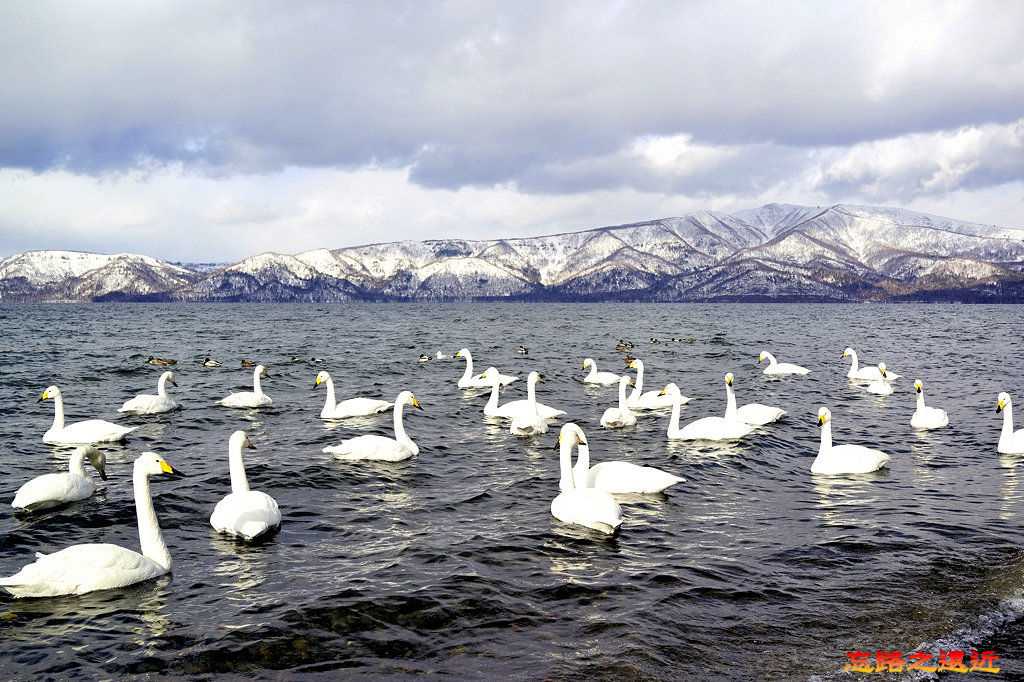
0,303,1022,680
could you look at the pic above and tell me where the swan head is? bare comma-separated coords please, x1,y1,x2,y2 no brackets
583,358,594,370
528,371,543,384
398,391,422,411
255,364,270,378
134,452,183,478
628,359,643,370
914,379,923,393
878,363,887,377
998,392,1012,413
817,407,831,426
659,382,680,397
758,351,767,363
314,370,331,388
557,422,587,447
842,347,854,358
161,371,177,387
725,373,734,386
455,348,469,359
38,385,61,402
230,430,256,451
481,366,501,384
77,445,108,480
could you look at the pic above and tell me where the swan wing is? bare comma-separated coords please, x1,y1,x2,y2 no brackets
736,403,785,426
510,415,549,436
12,473,95,511
587,461,684,494
811,444,890,474
911,406,948,429
629,389,684,409
551,489,622,535
600,408,636,428
325,435,413,461
329,398,392,418
674,416,755,441
119,394,179,414
45,419,136,444
211,491,282,540
219,392,272,408
0,543,165,597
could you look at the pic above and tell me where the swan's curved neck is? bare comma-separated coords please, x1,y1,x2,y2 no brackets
667,391,682,436
819,421,833,456
572,442,592,488
558,437,576,490
134,469,171,570
630,363,644,399
585,362,597,379
765,353,777,367
916,390,926,410
253,368,264,396
485,381,501,411
1003,401,1015,440
617,377,629,410
527,376,537,405
229,440,250,494
460,353,474,382
847,351,859,372
322,376,337,413
69,449,87,477
393,399,416,452
158,374,170,398
50,392,65,431
725,383,738,420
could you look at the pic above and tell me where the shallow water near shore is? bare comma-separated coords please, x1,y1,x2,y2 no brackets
1,302,1023,679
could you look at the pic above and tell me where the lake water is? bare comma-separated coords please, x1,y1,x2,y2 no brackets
0,303,1022,679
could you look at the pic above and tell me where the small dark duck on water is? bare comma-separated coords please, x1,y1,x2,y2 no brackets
147,356,176,366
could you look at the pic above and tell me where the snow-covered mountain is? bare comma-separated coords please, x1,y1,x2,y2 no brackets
4,204,1024,302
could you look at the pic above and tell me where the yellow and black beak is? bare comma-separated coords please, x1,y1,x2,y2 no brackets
818,415,826,426
997,400,1005,413
38,390,49,402
412,397,423,411
160,461,185,477
915,385,922,394
246,437,256,449
314,376,323,388
726,376,733,385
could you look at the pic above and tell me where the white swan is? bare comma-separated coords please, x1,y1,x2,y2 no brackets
314,371,391,418
601,375,637,428
12,445,107,511
842,348,900,381
911,379,948,430
219,364,272,408
483,369,566,419
455,348,517,388
39,385,136,445
0,452,182,598
725,372,785,425
210,431,281,541
664,379,755,441
582,358,619,385
563,424,683,494
627,359,683,409
758,351,809,375
119,371,180,415
997,392,1024,454
812,407,890,474
866,364,894,395
550,424,622,535
510,382,548,436
324,391,422,461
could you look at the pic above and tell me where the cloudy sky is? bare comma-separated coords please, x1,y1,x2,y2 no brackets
1,1,1022,263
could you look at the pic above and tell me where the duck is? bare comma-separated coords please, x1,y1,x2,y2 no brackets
564,423,683,494
240,360,257,368
324,391,422,461
758,351,809,375
310,357,325,363
911,380,948,430
582,358,619,385
219,365,272,408
314,371,392,418
0,452,182,598
516,345,529,355
550,424,622,535
434,350,451,360
842,348,900,381
39,385,136,444
615,339,635,351
724,373,785,425
650,338,661,344
626,359,681,409
812,407,890,474
997,392,1024,454
601,375,637,428
455,348,517,388
12,445,107,511
483,369,566,419
418,354,430,362
202,358,222,367
289,356,302,363
663,379,755,441
118,371,180,415
146,356,176,366
210,431,281,541
865,364,894,395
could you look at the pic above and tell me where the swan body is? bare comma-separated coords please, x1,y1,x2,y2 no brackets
665,379,755,441
315,371,392,418
210,431,281,541
483,369,566,419
812,407,890,474
582,358,619,385
566,436,683,495
510,380,548,436
843,348,900,381
0,453,181,598
758,351,809,375
550,424,622,535
725,372,785,425
911,380,948,429
455,348,517,388
866,364,894,395
219,365,272,408
39,385,136,444
324,391,422,461
601,375,637,428
997,392,1024,454
12,446,107,511
119,371,180,415
627,359,684,409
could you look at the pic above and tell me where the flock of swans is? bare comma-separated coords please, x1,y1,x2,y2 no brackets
3,341,1024,599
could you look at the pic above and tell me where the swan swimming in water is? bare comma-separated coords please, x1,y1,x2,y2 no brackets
582,358,619,385
219,365,272,408
550,424,622,535
664,378,755,441
12,445,107,511
601,375,637,428
865,364,894,395
811,407,890,474
758,351,809,375
0,452,182,598
315,371,391,418
563,423,683,494
724,373,785,425
483,369,566,419
510,380,548,436
323,391,422,461
842,348,900,381
627,359,683,409
911,379,948,430
455,348,517,388
39,385,136,444
997,392,1024,454
210,431,282,541
119,371,180,415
